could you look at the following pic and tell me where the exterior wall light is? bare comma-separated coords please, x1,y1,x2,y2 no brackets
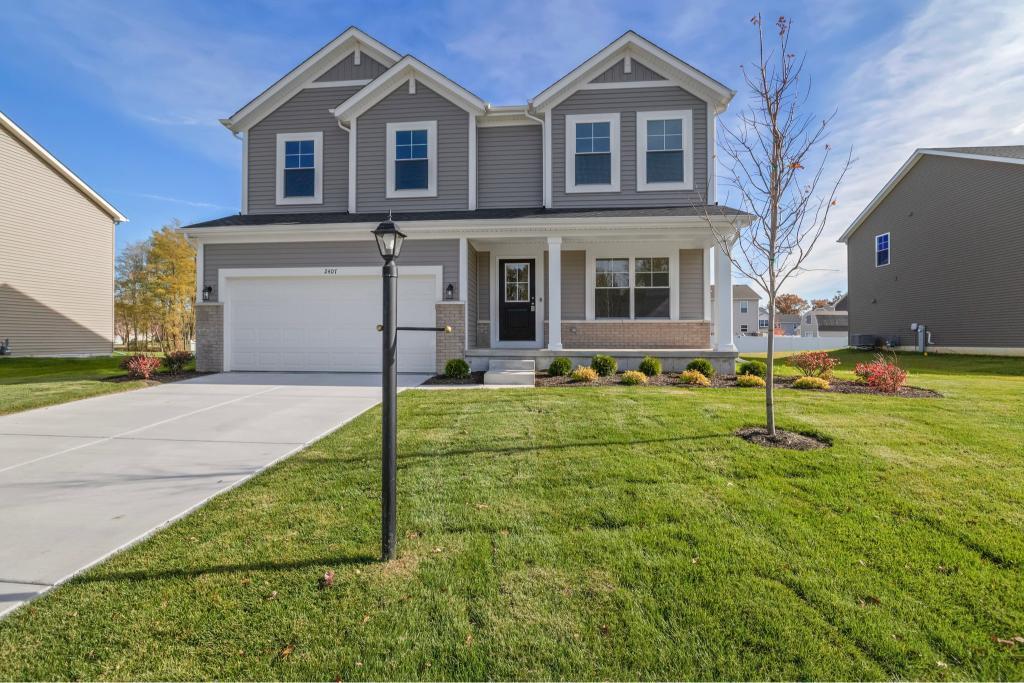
202,285,213,302
445,283,455,300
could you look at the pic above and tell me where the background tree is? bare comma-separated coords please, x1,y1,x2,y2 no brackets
114,241,154,350
810,298,830,310
701,14,851,436
775,293,809,314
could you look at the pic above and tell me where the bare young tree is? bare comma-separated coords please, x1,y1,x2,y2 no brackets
702,14,851,436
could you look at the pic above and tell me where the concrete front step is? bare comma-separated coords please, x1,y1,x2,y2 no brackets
484,358,536,386
487,358,536,372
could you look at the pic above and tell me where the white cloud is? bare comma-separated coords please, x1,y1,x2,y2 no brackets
133,193,236,210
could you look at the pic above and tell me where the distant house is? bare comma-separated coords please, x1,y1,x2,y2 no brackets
0,112,126,356
711,284,761,336
774,314,802,336
840,147,1023,355
803,308,849,338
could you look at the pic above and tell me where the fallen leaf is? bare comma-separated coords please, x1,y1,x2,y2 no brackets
433,547,444,553
265,591,278,601
406,531,419,539
1014,636,1024,644
319,570,335,590
240,578,251,586
475,503,490,510
278,643,295,659
465,633,474,646
600,624,610,636
356,661,363,667
858,595,881,607
361,614,371,625
691,557,700,564
936,661,948,668
991,635,1021,647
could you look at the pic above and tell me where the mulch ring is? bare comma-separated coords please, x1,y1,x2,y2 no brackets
422,371,486,385
104,371,210,385
773,375,941,398
736,426,832,451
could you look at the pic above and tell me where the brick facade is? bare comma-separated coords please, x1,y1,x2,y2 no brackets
546,320,711,349
195,303,224,372
435,302,466,373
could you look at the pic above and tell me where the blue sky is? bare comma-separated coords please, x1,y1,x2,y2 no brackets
2,0,1022,298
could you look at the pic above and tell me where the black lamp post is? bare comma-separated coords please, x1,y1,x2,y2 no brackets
373,216,406,561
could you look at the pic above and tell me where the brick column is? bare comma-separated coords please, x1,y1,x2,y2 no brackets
435,302,466,374
195,303,223,372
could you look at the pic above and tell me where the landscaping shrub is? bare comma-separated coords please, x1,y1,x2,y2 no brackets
854,354,908,393
162,350,194,374
590,354,617,377
547,356,572,377
570,366,599,383
638,356,662,377
736,373,766,388
620,370,648,386
788,351,840,378
737,359,767,378
444,358,471,379
685,358,715,378
679,369,711,387
793,376,830,391
125,355,162,380
119,353,148,370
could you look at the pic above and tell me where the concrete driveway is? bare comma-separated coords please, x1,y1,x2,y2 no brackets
0,371,429,617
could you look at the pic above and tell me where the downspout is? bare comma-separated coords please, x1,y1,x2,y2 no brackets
524,110,546,208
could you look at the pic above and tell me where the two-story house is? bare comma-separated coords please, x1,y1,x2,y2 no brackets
710,284,761,336
181,28,749,375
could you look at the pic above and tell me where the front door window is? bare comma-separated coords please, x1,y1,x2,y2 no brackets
498,259,536,342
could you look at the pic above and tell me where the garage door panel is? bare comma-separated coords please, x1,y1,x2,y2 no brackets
226,273,438,373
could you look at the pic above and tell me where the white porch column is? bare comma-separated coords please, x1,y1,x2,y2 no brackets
714,243,737,351
547,236,562,350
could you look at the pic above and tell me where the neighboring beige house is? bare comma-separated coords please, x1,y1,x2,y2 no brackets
711,284,761,336
0,111,126,356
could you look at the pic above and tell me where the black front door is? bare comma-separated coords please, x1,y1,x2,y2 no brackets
498,259,536,341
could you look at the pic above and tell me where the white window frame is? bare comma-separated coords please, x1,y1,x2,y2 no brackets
565,112,620,193
740,324,749,333
636,109,693,192
875,232,890,267
585,248,679,321
740,300,749,314
275,131,323,205
386,120,437,199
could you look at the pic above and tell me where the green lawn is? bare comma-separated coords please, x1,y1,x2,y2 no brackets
0,353,1022,680
0,354,195,415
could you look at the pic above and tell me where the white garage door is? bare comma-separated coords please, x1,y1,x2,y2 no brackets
225,270,438,373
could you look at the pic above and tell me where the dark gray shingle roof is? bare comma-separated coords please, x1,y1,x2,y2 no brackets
931,146,1024,160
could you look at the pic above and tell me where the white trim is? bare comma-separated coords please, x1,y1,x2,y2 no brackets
707,106,716,203
303,78,372,89
459,238,469,350
702,246,712,319
347,119,357,213
0,111,127,222
579,80,676,91
385,120,437,199
480,106,541,128
547,236,563,350
408,77,416,95
635,109,694,192
275,131,323,205
564,112,621,194
353,47,361,66
875,232,891,267
240,130,249,214
583,246,680,321
543,110,553,207
195,242,205,302
489,245,545,349
623,55,632,74
468,113,477,210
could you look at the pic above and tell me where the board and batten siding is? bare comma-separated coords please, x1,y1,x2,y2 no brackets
246,86,359,214
678,249,704,320
313,52,388,82
477,125,543,208
590,58,666,84
356,83,469,212
551,86,708,208
203,240,460,302
0,126,115,355
848,154,1024,348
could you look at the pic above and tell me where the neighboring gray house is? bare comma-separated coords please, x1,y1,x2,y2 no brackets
840,147,1024,355
710,284,761,336
0,111,126,356
803,308,849,338
775,314,801,336
182,28,751,375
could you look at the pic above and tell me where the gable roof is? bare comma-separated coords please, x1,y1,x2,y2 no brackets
331,55,486,122
530,30,734,113
710,284,761,301
0,111,127,223
221,27,401,132
839,146,1024,243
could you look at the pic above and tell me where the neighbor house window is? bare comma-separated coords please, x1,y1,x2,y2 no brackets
595,258,629,318
565,113,620,192
759,318,769,329
875,233,890,267
740,324,749,333
276,132,323,205
633,257,670,318
386,120,437,198
637,110,693,191
740,300,749,314
593,255,673,319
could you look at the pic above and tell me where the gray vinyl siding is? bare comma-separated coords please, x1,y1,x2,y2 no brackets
247,86,359,214
356,82,469,212
477,125,542,208
847,154,1024,347
590,58,666,83
203,239,459,302
314,52,387,82
467,242,478,343
551,86,708,208
542,250,585,320
678,249,704,319
476,252,490,321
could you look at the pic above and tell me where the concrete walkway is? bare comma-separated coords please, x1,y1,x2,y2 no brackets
0,371,429,617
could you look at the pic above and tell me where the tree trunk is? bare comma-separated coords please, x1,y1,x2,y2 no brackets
766,297,777,436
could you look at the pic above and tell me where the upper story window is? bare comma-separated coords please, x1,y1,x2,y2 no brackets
740,300,749,314
565,113,620,193
875,233,890,267
594,256,671,319
637,110,693,191
386,120,437,199
275,132,323,205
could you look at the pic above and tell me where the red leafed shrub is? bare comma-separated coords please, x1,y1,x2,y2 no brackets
854,354,908,393
788,351,840,378
126,355,162,380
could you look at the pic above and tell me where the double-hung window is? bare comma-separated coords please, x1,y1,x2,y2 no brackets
740,300,749,314
565,113,620,192
595,258,630,318
386,120,437,198
594,256,672,319
633,257,670,318
276,132,323,205
875,233,890,267
637,110,693,191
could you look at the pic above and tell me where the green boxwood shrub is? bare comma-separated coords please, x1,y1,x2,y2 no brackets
444,358,470,379
590,354,617,377
620,370,648,386
638,355,662,376
686,358,715,378
737,359,767,378
548,356,572,377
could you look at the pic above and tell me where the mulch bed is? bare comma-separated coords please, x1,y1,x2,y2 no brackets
772,375,941,398
536,372,679,387
104,371,210,385
422,371,486,385
736,426,832,450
